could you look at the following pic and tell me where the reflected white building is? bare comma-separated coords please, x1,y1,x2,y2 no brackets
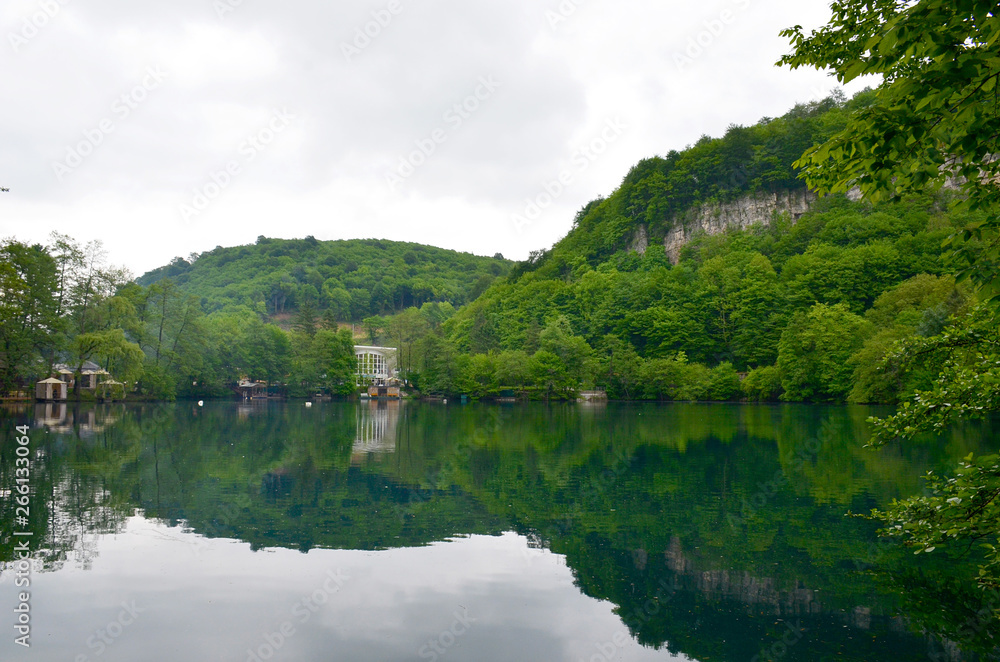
352,401,400,462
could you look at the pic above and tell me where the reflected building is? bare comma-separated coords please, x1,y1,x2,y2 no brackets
33,404,118,437
34,402,69,428
237,398,270,420
352,400,400,463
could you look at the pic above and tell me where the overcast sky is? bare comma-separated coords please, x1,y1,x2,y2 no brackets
0,0,864,277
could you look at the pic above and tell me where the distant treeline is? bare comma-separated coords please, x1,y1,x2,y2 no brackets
137,236,511,319
1,92,986,403
372,191,979,403
370,92,986,403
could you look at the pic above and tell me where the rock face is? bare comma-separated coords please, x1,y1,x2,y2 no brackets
663,189,817,263
629,224,649,255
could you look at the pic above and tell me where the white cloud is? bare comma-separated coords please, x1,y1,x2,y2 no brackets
0,0,866,275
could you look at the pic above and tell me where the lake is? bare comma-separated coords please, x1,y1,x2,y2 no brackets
1,401,998,661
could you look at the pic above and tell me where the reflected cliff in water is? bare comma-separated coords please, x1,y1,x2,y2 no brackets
1,401,997,661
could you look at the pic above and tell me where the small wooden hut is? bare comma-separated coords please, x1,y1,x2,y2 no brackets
36,378,68,402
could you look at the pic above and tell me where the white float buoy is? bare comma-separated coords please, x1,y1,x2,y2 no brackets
198,400,204,407
305,402,313,408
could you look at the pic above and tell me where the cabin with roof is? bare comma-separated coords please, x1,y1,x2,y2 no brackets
238,379,268,400
35,378,67,402
53,361,111,390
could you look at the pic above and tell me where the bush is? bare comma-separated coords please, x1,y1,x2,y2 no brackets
742,365,783,401
777,303,871,401
708,362,741,400
136,363,177,400
674,363,712,401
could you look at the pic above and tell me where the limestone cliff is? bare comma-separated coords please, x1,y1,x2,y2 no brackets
656,189,817,263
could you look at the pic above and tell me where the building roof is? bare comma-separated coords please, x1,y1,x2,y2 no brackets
54,361,106,373
37,378,67,385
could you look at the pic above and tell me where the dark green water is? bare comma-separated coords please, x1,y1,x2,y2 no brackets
1,401,998,661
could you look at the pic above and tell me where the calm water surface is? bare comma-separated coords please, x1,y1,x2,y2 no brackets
1,401,998,661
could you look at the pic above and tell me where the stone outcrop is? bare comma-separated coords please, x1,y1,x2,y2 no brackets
663,189,817,263
628,224,649,255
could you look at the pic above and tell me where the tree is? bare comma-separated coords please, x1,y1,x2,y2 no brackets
386,308,431,381
777,303,871,401
495,349,531,389
362,316,384,344
314,328,356,395
529,350,571,399
779,0,1000,298
781,0,1000,594
537,316,594,388
418,334,462,396
742,365,783,401
596,335,643,399
866,305,1000,589
0,240,60,391
294,299,318,337
71,329,144,392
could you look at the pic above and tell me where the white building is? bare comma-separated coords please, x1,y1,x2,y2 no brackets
355,345,397,386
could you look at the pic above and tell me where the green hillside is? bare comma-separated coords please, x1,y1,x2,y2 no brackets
409,91,985,402
505,90,871,282
137,236,511,321
2,91,986,405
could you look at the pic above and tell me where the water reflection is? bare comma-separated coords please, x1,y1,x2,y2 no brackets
33,402,119,436
352,400,400,461
0,401,997,661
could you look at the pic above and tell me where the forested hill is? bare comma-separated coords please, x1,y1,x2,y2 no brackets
437,90,982,403
137,237,512,321
506,91,873,283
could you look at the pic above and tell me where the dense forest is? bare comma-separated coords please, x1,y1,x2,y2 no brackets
0,92,990,405
136,236,511,319
0,234,493,400
432,190,976,402
357,91,986,404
